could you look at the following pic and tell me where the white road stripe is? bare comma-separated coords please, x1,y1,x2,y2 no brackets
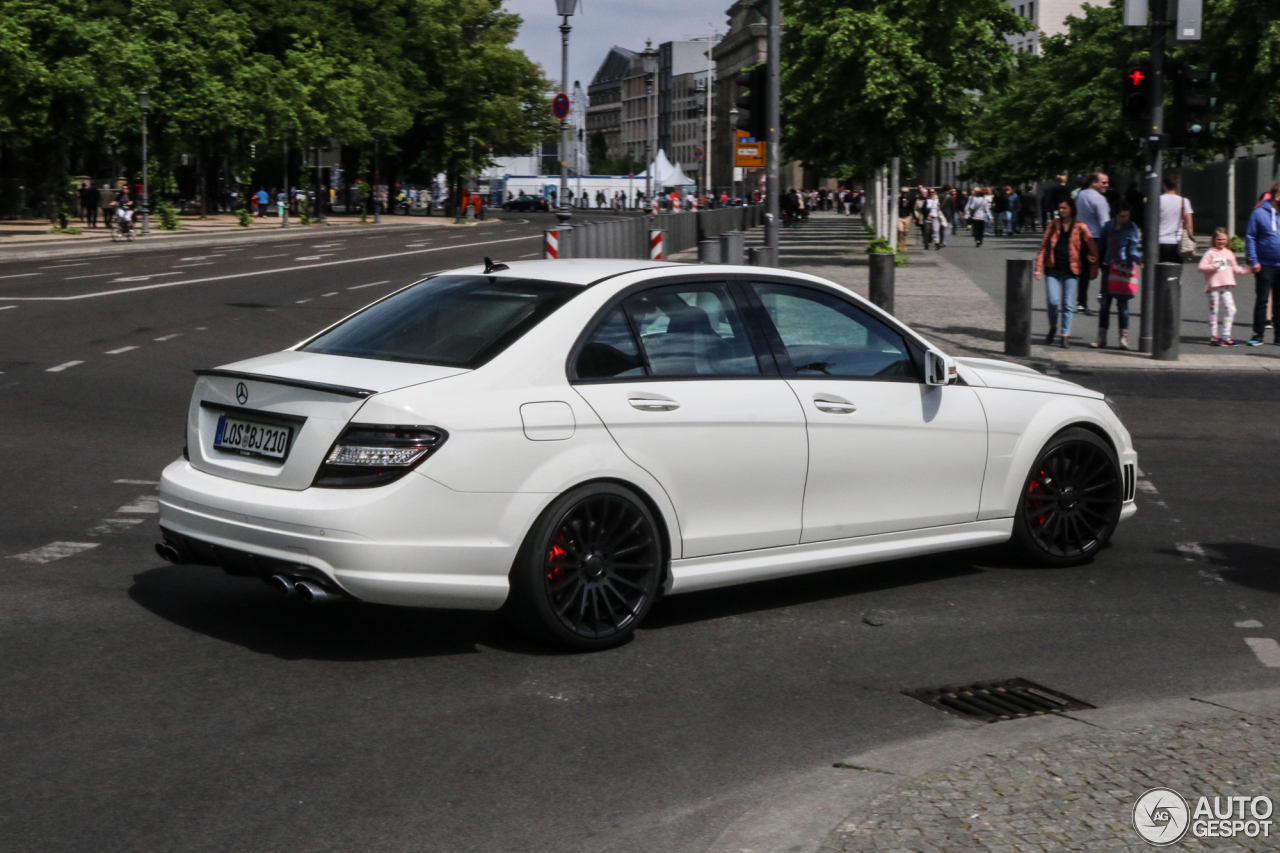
519,252,540,258
46,361,84,372
105,346,139,354
295,299,311,303
0,234,540,301
1175,542,1207,561
253,254,287,259
1244,638,1280,667
0,272,41,280
0,305,15,311
294,255,334,261
348,281,390,290
322,292,339,297
173,262,214,268
112,272,183,282
8,541,98,563
116,495,159,513
65,272,123,280
40,263,89,269
154,334,181,341
114,479,159,484
1236,620,1264,628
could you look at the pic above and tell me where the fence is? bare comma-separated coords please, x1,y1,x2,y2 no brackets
545,205,763,260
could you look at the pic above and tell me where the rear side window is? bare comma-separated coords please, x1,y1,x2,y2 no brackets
575,308,646,379
302,276,579,368
750,282,916,380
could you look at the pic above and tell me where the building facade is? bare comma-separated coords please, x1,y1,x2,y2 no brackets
586,47,635,163
620,43,659,167
659,40,717,184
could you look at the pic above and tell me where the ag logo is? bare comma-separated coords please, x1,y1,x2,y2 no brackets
1134,787,1190,846
235,382,249,405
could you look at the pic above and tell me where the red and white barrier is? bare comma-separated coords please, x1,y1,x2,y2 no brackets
649,230,664,260
543,229,559,259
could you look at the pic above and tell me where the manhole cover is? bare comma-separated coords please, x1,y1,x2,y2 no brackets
903,678,1094,724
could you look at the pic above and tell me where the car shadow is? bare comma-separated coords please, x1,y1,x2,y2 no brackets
128,564,549,661
1198,542,1280,594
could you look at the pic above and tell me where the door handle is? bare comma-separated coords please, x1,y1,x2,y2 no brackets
813,397,856,414
629,398,680,411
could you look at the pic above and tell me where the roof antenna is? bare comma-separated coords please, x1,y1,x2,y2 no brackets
483,256,509,273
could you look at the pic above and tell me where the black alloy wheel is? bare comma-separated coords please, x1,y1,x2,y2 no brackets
1013,428,1122,566
507,483,664,650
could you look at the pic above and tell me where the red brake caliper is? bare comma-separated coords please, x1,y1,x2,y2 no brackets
547,544,567,581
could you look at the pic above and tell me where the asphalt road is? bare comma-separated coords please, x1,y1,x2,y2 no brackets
2,220,1279,853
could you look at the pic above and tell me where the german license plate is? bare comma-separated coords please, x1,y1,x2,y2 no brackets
214,415,293,460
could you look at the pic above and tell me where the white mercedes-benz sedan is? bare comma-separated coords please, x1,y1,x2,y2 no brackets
158,259,1137,649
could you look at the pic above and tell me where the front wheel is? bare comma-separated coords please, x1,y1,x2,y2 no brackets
506,483,664,651
1012,428,1122,566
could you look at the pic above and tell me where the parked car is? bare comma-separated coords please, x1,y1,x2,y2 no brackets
158,260,1137,650
503,193,550,212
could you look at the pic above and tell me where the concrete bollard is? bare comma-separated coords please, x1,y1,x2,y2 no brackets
697,239,721,264
753,246,777,267
1004,259,1034,357
1152,262,1183,361
868,252,895,315
720,231,745,265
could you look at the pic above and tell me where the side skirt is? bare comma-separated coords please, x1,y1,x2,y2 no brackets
668,519,1014,594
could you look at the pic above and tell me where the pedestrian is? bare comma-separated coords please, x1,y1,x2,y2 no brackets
1075,172,1112,316
951,188,962,236
1035,198,1098,348
965,188,992,247
83,183,99,228
1091,204,1141,350
992,187,1009,236
1198,227,1249,346
1158,174,1193,264
256,187,269,218
938,185,953,248
100,184,115,230
896,187,913,251
1245,182,1280,346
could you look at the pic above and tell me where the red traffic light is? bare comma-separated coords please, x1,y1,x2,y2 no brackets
1127,69,1146,86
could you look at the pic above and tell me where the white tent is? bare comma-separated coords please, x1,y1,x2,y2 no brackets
635,150,695,188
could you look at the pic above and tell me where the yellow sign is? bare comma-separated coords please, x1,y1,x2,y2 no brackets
734,131,765,168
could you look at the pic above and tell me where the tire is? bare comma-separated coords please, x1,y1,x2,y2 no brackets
1012,427,1122,567
505,483,664,651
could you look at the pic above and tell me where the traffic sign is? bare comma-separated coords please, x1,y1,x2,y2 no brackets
553,93,570,119
693,146,705,162
734,130,765,168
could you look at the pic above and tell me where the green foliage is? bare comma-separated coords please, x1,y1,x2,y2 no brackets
781,0,1029,177
237,205,253,227
48,225,82,235
866,237,895,254
1229,234,1245,254
155,200,179,230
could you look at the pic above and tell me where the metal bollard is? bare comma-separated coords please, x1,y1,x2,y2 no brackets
1152,262,1183,361
753,246,777,267
868,252,895,315
1004,259,1034,357
697,240,721,264
720,231,745,265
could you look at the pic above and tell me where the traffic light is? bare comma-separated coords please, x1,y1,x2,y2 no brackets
1170,63,1217,148
1122,62,1152,121
734,65,767,141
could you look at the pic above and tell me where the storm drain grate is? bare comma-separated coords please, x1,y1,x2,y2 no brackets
903,678,1095,724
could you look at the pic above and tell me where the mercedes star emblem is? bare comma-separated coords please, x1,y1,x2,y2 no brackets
235,382,249,405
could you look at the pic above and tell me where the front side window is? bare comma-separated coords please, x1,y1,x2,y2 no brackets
302,276,579,369
623,283,761,377
749,282,916,380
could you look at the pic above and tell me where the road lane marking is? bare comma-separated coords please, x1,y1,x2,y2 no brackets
296,299,312,303
8,541,99,563
105,346,139,354
294,254,334,261
0,305,15,311
114,479,159,485
65,272,123,280
173,262,214,268
112,272,183,282
348,281,390,289
40,263,89,269
0,272,41,280
520,252,540,258
154,334,181,341
1237,620,1264,628
46,361,84,372
1245,638,1280,667
1175,542,1207,561
116,495,159,513
322,292,339,297
253,253,287,259
0,234,541,301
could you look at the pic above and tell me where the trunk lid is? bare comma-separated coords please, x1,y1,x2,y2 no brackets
187,351,468,490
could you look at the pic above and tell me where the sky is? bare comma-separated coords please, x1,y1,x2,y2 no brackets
504,0,728,94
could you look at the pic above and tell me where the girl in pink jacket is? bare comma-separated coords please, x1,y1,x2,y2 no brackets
1199,227,1250,346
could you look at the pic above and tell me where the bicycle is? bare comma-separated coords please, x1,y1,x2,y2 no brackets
111,208,134,242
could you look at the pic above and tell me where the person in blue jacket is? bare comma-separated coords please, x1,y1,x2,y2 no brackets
1246,183,1280,345
1091,204,1142,350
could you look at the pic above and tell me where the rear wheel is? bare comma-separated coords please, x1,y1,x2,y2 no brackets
1012,428,1122,566
506,483,664,651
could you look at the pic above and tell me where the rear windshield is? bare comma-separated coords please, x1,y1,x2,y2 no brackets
301,275,580,368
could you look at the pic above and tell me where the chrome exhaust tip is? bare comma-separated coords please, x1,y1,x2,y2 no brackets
155,542,183,564
267,574,296,596
294,580,341,604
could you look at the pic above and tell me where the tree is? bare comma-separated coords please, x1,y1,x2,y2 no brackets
780,0,1029,178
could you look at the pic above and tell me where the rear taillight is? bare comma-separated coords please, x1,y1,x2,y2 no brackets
313,424,448,488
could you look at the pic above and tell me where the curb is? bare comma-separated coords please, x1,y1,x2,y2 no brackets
703,687,1280,853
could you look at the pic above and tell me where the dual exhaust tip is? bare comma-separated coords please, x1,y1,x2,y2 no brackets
154,541,340,604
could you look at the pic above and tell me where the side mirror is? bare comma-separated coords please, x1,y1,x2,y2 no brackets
924,350,958,386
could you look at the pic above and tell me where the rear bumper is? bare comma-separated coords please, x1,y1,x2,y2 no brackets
159,459,550,610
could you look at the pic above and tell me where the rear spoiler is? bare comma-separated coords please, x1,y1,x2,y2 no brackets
193,368,376,399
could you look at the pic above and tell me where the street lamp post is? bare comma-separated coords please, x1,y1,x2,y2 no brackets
642,42,658,208
137,89,150,236
729,106,739,202
555,0,579,226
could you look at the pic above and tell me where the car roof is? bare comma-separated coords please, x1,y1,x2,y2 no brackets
444,259,682,286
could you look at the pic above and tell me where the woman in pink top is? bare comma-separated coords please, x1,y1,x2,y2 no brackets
1199,227,1251,346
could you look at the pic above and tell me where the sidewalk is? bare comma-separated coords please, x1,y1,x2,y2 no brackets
705,688,1280,853
771,213,1280,372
